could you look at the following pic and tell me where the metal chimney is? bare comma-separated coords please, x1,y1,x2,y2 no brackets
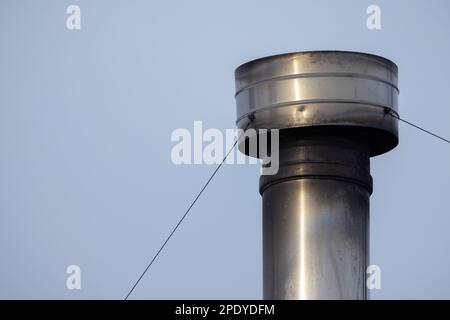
234,51,399,300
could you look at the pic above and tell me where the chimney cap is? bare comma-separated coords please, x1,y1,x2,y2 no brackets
234,51,399,156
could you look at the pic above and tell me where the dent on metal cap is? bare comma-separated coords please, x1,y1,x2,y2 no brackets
234,51,399,156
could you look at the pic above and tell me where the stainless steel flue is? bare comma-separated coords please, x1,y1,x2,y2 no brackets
234,51,399,300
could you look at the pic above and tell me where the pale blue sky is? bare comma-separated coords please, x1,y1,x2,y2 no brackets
1,0,449,299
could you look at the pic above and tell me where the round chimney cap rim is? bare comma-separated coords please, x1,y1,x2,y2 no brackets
235,50,398,76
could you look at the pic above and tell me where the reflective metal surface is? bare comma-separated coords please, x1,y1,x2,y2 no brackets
235,51,399,156
263,179,369,300
233,51,399,300
261,136,370,300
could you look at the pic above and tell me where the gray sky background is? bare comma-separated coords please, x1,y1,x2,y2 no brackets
1,0,449,299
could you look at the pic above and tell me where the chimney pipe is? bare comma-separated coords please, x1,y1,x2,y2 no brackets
234,51,399,300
